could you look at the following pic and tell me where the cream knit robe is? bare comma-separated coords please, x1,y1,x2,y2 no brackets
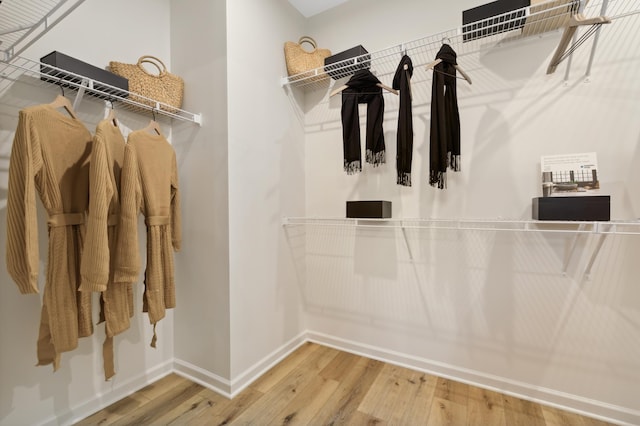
6,104,93,370
79,118,133,379
115,129,181,347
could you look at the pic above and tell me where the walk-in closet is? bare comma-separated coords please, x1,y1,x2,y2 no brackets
1,0,639,424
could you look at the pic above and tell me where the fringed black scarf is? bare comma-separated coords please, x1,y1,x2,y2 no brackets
341,69,385,174
429,44,461,189
392,55,414,186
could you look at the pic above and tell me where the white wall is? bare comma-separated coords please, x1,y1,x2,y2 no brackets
0,1,176,424
170,0,232,385
226,0,307,388
299,0,640,423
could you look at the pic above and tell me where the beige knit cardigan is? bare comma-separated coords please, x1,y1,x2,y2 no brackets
79,118,134,379
6,104,93,370
115,129,181,347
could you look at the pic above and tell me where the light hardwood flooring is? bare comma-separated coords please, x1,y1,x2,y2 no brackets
75,342,613,425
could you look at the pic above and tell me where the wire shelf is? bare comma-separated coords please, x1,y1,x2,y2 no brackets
0,56,202,124
282,217,640,235
0,0,87,62
282,0,640,91
0,0,201,124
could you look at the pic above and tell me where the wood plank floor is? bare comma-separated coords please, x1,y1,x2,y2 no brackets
75,342,613,425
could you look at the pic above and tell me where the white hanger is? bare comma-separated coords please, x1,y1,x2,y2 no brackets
546,14,611,74
425,59,472,85
106,99,118,127
48,94,78,119
143,119,162,136
142,109,162,136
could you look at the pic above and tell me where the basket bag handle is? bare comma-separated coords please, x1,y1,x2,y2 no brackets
297,36,318,53
136,55,168,77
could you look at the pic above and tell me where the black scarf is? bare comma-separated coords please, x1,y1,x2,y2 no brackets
392,55,414,186
341,69,385,174
429,44,461,189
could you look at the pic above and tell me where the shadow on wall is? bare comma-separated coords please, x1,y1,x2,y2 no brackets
625,132,640,217
479,31,561,81
283,222,637,383
466,106,518,217
482,232,516,363
0,202,78,424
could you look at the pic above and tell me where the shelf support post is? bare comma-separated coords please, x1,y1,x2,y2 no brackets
72,78,90,110
562,223,585,275
585,0,610,79
584,228,608,279
401,225,414,261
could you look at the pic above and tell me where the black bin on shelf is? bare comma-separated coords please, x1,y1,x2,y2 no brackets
324,45,371,80
40,51,129,98
346,201,392,219
532,195,610,221
462,0,530,42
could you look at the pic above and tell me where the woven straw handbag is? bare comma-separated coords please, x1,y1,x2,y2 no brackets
284,36,331,80
109,55,184,112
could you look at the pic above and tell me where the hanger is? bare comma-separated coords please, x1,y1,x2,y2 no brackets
106,98,118,127
143,109,162,136
424,36,472,84
330,82,398,97
546,14,611,74
49,83,78,119
425,59,472,85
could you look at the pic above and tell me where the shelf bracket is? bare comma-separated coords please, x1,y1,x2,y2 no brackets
585,0,610,79
400,225,414,261
72,78,90,110
584,231,608,279
562,223,586,275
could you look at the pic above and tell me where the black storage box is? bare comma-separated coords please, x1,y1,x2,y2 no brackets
40,51,129,98
462,0,530,42
346,200,392,219
532,195,610,221
324,45,371,80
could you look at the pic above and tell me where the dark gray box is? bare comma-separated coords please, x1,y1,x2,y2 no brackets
324,45,370,80
462,0,530,41
346,200,392,219
40,51,129,98
532,196,610,221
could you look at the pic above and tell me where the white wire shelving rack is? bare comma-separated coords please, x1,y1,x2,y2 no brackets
0,0,202,124
281,0,640,91
282,217,640,235
0,56,202,124
282,217,640,277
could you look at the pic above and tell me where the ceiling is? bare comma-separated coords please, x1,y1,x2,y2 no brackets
287,0,350,17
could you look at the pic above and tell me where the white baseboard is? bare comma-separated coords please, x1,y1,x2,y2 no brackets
228,331,307,398
173,331,307,399
306,331,640,426
173,358,232,398
44,359,174,426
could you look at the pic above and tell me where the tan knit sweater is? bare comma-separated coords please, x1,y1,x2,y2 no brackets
6,104,93,370
79,118,134,379
115,129,181,346
80,118,124,292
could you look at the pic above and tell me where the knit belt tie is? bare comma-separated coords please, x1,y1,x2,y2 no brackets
47,212,85,228
145,215,170,226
